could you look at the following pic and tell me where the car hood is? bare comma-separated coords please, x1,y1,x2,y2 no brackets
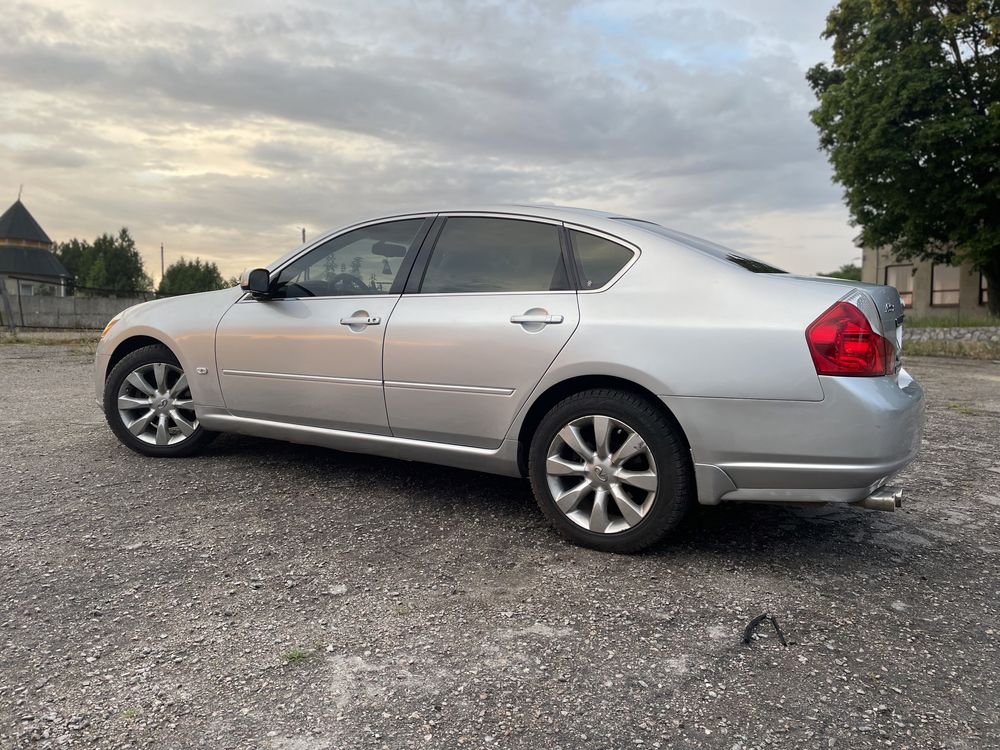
118,286,244,321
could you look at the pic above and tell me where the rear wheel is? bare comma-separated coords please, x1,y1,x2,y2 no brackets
528,389,693,553
103,344,216,457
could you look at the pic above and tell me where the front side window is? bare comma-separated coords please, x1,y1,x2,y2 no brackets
884,264,914,307
419,217,568,294
272,219,424,299
930,263,960,306
570,230,634,289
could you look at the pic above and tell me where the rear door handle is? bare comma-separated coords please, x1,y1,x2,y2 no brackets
340,315,381,326
509,314,563,325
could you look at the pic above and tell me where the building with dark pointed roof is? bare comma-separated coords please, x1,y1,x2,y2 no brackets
0,199,72,296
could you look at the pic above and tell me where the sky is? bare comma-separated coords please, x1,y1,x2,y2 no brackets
0,0,859,282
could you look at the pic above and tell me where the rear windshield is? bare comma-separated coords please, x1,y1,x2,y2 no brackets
612,218,787,274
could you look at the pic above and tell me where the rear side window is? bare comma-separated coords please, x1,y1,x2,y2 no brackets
569,230,634,289
420,217,569,293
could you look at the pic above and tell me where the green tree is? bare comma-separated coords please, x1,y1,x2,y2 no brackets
818,262,863,281
53,228,152,295
158,257,228,296
807,0,1000,314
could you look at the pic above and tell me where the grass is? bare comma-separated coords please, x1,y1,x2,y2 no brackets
0,330,100,356
946,403,977,415
905,340,1000,359
284,647,312,665
905,315,999,328
120,707,142,722
0,330,100,345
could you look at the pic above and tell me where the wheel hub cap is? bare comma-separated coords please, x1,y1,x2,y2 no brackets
116,361,199,446
545,414,658,534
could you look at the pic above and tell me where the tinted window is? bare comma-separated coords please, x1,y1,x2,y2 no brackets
272,219,423,298
570,230,633,289
420,218,568,293
613,218,786,273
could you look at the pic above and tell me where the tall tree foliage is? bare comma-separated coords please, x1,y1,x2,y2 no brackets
53,228,152,295
819,263,863,281
158,257,229,296
807,0,1000,314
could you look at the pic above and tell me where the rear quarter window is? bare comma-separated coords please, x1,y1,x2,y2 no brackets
569,230,634,289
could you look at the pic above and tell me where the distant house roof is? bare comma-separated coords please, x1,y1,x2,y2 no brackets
0,245,72,280
0,199,52,245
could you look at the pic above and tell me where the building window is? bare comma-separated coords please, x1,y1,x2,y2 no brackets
930,264,961,306
884,264,914,307
981,274,990,306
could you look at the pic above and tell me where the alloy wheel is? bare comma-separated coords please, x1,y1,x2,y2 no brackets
545,414,658,534
116,362,199,446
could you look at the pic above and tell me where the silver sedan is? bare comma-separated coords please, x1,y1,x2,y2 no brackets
95,205,924,552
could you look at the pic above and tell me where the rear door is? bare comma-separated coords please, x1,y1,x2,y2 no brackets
383,215,580,448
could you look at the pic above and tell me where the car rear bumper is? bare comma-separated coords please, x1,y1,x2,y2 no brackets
662,370,925,505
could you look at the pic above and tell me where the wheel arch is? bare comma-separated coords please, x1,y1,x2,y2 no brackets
105,334,173,381
515,374,693,477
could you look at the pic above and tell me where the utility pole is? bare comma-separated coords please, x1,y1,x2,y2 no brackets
161,243,165,284
300,227,306,244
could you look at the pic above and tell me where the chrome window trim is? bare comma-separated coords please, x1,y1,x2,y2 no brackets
402,290,576,299
257,210,638,300
435,211,564,226
236,292,401,304
564,223,641,293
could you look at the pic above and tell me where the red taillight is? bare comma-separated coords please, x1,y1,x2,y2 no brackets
806,301,891,376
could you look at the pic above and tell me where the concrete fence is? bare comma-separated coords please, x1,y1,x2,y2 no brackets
0,293,147,330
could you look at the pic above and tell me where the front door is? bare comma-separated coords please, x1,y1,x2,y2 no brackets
215,217,430,434
383,216,580,448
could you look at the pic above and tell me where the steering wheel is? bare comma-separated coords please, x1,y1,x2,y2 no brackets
329,273,371,294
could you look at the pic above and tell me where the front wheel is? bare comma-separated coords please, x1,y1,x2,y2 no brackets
103,344,216,457
528,389,693,553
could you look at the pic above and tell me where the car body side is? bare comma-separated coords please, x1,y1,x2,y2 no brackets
95,206,924,506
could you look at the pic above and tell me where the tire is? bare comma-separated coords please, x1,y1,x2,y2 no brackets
528,388,693,553
103,344,217,457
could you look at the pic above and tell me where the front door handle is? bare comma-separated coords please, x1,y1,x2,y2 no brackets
340,315,381,326
340,311,381,331
510,313,563,325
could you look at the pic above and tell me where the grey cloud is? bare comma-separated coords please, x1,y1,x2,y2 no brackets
0,0,853,275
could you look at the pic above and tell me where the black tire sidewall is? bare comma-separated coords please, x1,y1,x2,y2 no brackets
103,344,214,458
528,390,692,553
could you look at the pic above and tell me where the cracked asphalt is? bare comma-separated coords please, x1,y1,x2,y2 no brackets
1,344,998,749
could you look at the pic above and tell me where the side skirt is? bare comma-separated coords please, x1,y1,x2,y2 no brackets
198,409,524,477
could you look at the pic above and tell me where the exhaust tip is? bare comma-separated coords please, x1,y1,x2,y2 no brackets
855,485,903,512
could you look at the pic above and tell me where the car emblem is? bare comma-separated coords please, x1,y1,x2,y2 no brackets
884,302,895,313
595,466,608,482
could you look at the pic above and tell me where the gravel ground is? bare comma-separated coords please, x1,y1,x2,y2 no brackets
1,344,998,750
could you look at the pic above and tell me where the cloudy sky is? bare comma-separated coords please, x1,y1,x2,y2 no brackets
0,0,856,281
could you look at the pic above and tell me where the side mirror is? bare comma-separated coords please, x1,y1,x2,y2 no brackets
241,268,272,299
